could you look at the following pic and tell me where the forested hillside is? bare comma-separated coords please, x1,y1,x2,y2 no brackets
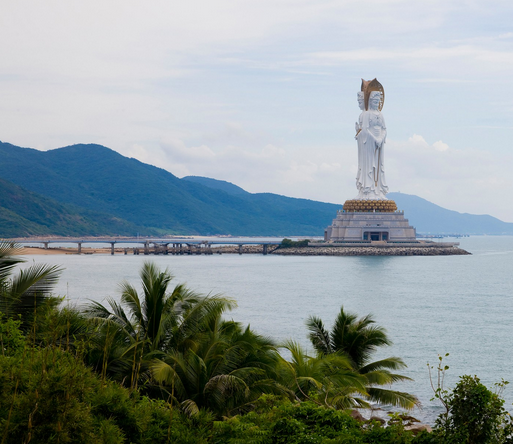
1,141,512,237
0,177,150,237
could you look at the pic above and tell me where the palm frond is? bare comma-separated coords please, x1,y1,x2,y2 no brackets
9,263,62,300
359,357,408,374
365,387,419,409
150,357,188,399
181,399,200,417
306,315,332,355
0,241,25,284
119,281,143,325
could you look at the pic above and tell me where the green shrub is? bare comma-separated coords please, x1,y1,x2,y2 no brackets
434,375,513,444
212,397,422,444
0,314,25,356
0,347,213,443
280,239,310,248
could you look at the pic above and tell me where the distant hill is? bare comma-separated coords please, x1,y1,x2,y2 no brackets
0,177,152,238
0,142,339,236
389,192,513,235
182,176,249,196
185,179,513,235
1,141,511,237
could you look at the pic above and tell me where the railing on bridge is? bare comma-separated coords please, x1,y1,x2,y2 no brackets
15,238,285,256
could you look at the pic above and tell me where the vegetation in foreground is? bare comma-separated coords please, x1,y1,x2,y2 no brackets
0,241,512,443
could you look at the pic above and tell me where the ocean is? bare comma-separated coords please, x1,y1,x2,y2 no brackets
18,235,513,423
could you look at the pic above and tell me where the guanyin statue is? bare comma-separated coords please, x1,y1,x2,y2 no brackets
355,78,388,200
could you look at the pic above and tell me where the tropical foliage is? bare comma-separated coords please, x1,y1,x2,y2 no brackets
306,307,418,409
0,241,62,330
278,340,369,409
1,243,511,443
151,317,285,416
85,262,235,389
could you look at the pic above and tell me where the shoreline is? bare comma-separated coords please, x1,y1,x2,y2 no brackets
20,247,118,255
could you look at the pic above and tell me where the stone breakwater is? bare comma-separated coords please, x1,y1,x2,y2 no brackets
211,245,278,254
211,245,470,256
272,246,471,256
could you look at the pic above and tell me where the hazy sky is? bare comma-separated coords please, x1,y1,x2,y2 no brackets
2,1,513,222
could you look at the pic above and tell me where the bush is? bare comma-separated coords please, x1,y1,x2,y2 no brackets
0,345,212,443
213,396,422,443
280,239,310,248
0,314,25,356
434,375,513,444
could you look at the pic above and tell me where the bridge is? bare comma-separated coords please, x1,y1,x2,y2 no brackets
15,238,285,255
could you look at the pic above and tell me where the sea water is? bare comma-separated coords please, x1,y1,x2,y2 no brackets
18,236,513,424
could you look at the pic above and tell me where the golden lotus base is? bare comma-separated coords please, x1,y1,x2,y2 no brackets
343,199,398,213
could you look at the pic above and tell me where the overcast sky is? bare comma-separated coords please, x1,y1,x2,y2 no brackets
1,0,513,222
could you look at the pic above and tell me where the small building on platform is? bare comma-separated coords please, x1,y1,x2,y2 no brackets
324,199,417,243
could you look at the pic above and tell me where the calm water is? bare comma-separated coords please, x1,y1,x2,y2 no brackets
19,236,513,423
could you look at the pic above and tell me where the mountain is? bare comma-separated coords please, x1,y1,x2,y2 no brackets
0,142,338,236
0,177,152,238
184,180,513,235
182,176,249,196
1,141,511,237
388,192,513,235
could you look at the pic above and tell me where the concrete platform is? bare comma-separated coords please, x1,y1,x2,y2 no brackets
325,210,416,242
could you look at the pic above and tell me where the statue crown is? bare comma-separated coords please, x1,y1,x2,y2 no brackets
361,78,385,111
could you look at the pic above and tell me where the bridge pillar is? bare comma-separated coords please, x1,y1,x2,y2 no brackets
144,242,149,255
110,243,115,255
263,244,268,255
77,243,82,254
238,244,243,255
43,242,49,250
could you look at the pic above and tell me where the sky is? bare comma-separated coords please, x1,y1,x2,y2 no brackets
1,0,513,222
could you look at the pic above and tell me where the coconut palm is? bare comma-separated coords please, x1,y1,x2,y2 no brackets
0,241,62,329
150,314,287,417
306,306,418,409
86,261,236,388
278,340,368,409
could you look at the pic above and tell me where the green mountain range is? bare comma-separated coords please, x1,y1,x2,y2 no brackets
0,177,154,238
0,141,512,237
0,142,338,236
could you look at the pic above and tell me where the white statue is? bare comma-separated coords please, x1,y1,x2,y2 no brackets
355,79,388,200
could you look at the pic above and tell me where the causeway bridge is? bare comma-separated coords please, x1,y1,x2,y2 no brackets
16,238,285,255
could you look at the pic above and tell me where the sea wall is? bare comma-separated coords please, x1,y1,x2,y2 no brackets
272,246,471,256
211,245,471,256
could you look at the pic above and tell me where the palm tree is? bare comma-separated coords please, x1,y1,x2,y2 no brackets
0,241,62,330
306,306,418,409
86,261,236,389
277,340,368,409
151,314,287,417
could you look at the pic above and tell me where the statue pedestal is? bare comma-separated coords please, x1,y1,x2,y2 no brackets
324,201,416,242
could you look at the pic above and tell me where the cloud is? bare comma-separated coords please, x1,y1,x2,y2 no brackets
300,44,513,77
433,141,449,152
385,135,513,220
121,121,346,199
2,0,513,223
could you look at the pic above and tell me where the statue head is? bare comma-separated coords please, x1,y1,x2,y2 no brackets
361,78,384,111
369,91,382,110
357,91,365,110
